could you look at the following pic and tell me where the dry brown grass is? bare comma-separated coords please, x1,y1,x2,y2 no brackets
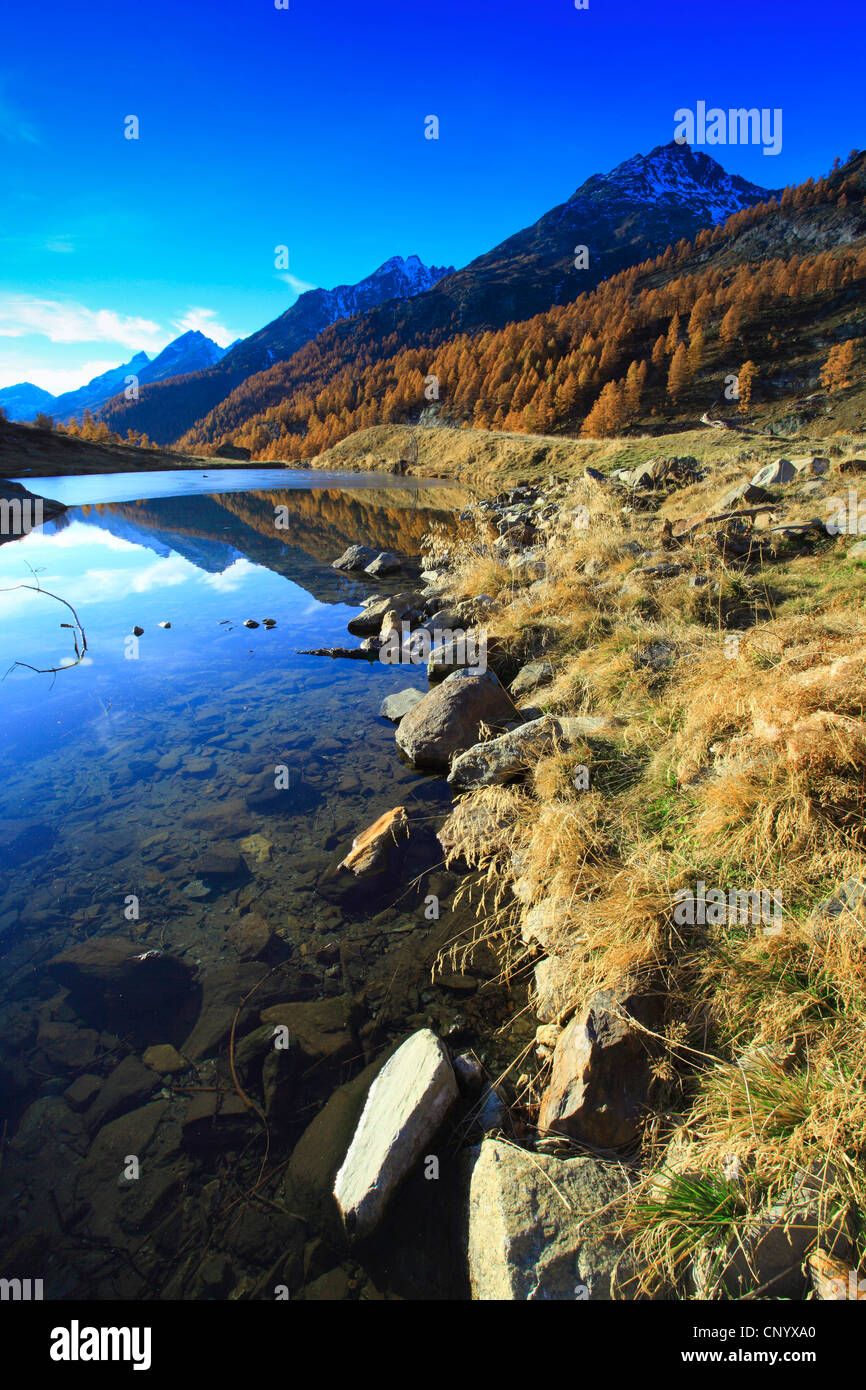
428,450,866,1296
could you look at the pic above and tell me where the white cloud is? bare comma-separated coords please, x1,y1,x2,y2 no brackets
202,558,257,591
0,295,165,351
172,306,239,348
276,272,318,296
0,358,118,395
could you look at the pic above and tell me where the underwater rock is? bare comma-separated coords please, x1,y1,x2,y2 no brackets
46,936,196,1037
260,994,358,1075
378,687,425,722
317,807,410,908
142,1044,187,1074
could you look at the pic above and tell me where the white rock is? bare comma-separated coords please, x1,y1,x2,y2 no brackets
333,1029,457,1237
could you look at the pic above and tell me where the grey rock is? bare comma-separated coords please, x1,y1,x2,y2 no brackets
348,593,422,637
509,660,554,699
332,544,378,571
378,687,425,722
466,1139,634,1299
719,480,774,509
395,669,519,772
751,459,796,487
364,551,402,576
692,1172,853,1299
447,715,561,790
533,955,573,1025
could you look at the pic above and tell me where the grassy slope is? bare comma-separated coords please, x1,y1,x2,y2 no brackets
311,414,866,486
431,431,866,1296
0,417,234,479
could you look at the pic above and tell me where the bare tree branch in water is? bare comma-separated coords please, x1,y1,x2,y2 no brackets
0,564,88,686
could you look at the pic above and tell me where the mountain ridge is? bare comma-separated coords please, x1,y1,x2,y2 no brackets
102,141,778,446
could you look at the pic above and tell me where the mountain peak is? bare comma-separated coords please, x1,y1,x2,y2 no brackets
573,139,778,224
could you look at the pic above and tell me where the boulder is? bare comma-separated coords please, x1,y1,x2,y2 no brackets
181,1091,255,1152
244,768,319,816
333,1029,457,1238
226,912,276,960
691,1173,853,1299
85,1056,159,1132
46,936,195,1037
426,632,490,684
751,459,796,487
790,456,829,476
447,714,580,790
466,1139,634,1299
509,660,554,699
364,551,401,576
317,807,410,906
533,955,573,1025
142,1044,187,1075
195,844,247,883
719,480,774,509
260,995,357,1074
395,669,520,772
182,961,301,1061
437,796,518,871
521,897,570,952
378,687,425,723
332,544,378,571
348,594,422,638
538,980,661,1148
283,1049,395,1233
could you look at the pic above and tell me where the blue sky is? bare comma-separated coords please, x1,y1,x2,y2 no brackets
0,0,862,393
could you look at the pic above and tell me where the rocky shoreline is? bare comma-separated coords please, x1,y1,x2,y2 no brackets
4,452,862,1303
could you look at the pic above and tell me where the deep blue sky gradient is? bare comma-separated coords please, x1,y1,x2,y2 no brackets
1,0,863,391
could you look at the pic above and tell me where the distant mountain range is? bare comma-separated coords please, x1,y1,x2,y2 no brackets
0,143,787,447
222,253,453,379
0,330,229,424
101,141,779,446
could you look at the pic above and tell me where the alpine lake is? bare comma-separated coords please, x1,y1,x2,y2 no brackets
0,468,532,1302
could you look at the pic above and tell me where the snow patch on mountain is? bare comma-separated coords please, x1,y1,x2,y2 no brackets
577,140,777,224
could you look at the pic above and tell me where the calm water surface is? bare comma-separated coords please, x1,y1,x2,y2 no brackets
0,470,502,1301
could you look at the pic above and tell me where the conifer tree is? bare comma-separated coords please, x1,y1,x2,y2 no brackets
821,340,855,392
666,343,691,402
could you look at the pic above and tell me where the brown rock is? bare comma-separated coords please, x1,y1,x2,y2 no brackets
142,1044,187,1074
260,995,357,1071
340,807,409,874
538,980,661,1148
227,912,275,960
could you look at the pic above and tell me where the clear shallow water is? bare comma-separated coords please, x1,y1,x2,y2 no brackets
0,471,485,1301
